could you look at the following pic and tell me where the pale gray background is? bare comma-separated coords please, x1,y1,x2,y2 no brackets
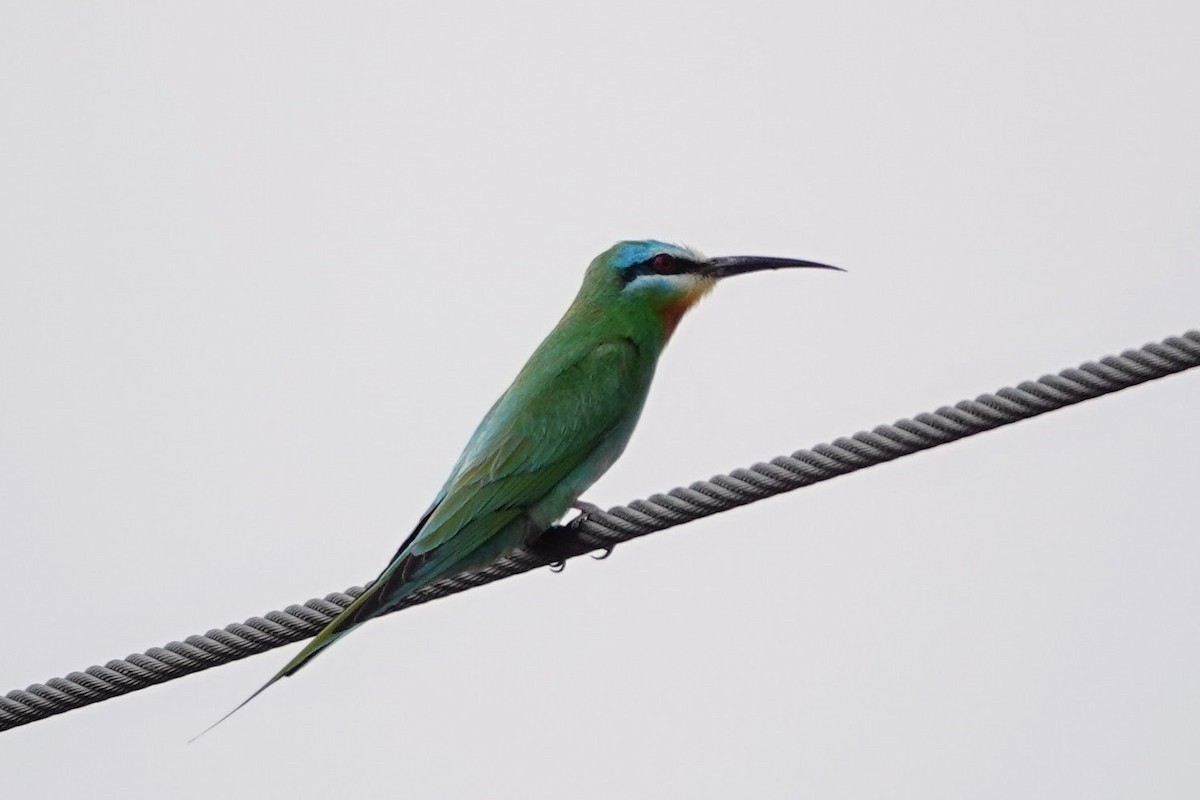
2,2,1198,798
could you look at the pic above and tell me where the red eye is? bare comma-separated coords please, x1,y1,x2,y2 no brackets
652,253,675,274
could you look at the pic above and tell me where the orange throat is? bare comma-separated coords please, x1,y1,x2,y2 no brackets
657,279,715,338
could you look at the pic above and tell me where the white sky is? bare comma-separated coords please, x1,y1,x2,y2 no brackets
2,2,1198,798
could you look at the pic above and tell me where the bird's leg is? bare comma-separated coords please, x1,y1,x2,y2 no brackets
571,500,604,516
527,502,615,571
571,500,614,560
527,524,579,572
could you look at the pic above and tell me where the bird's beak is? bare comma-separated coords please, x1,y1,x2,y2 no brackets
702,255,845,279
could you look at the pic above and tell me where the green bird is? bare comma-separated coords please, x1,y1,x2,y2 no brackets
196,240,840,737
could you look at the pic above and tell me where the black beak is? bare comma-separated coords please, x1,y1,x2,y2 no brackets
703,255,845,278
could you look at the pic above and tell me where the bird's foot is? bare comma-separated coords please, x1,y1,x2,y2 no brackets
527,506,616,572
572,501,615,560
528,525,578,573
572,500,604,517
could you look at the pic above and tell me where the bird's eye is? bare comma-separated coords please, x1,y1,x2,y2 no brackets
651,253,676,274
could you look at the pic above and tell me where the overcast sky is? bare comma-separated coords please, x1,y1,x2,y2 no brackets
3,3,1198,798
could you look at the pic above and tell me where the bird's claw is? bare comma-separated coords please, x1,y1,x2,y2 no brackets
548,561,566,573
571,501,613,560
571,499,604,520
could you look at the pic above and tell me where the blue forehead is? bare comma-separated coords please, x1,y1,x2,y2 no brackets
606,240,693,271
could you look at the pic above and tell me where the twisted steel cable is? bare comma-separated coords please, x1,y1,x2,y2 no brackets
3,329,1198,733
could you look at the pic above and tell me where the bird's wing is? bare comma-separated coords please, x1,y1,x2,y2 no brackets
190,338,648,739
400,336,646,568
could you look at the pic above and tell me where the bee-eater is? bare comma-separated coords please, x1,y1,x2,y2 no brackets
197,240,840,736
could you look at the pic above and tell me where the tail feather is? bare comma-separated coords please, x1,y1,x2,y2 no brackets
189,572,400,742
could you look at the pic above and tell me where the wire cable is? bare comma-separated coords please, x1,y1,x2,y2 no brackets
2,329,1197,733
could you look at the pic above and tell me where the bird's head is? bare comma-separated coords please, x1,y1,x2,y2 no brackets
583,240,842,337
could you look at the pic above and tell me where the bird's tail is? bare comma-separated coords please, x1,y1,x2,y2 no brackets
189,566,407,742
272,578,387,677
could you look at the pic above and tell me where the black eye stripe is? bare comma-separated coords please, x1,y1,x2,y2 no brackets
622,254,683,283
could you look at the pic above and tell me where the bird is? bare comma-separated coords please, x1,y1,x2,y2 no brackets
193,240,841,738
